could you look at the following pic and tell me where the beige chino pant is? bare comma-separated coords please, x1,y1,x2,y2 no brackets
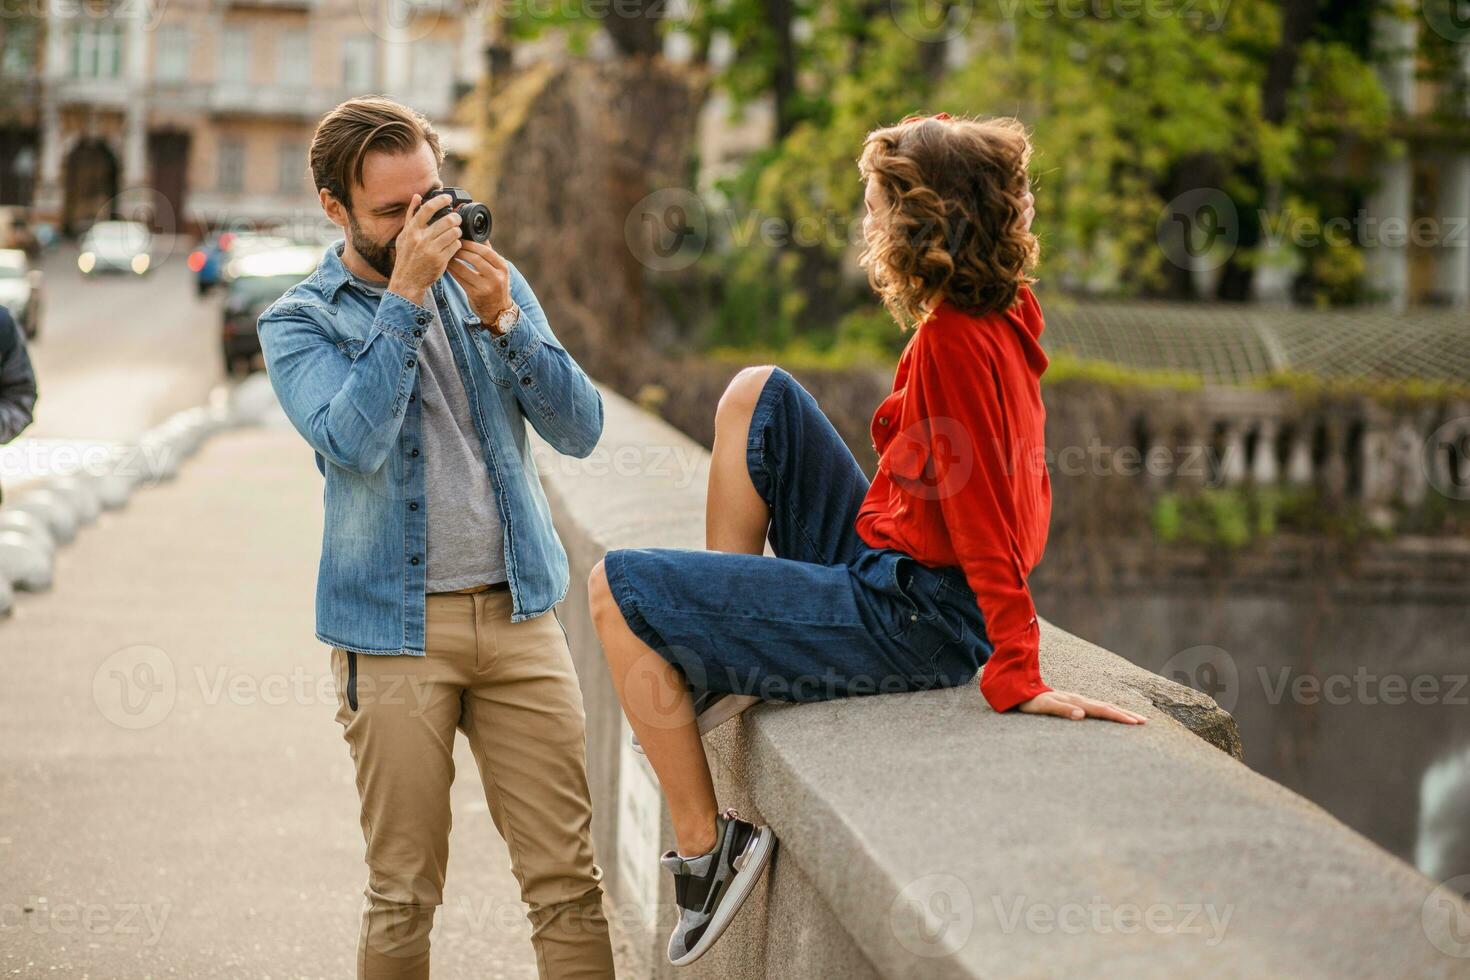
330,583,616,979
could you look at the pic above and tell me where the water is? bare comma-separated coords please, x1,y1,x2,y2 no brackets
1034,582,1470,879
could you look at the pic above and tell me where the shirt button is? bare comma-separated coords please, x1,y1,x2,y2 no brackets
409,502,418,511
499,338,508,348
411,556,420,566
416,313,428,324
507,351,516,361
409,393,416,402
879,416,889,425
413,328,422,337
410,448,419,458
405,357,415,367
521,376,531,385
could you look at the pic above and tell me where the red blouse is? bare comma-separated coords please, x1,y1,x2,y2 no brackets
854,286,1053,713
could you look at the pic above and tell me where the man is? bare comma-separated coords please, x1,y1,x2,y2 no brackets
257,97,613,979
0,303,37,504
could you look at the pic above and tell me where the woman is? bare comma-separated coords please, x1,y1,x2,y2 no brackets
586,112,1146,967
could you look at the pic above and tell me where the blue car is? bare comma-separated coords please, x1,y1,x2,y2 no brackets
188,231,235,296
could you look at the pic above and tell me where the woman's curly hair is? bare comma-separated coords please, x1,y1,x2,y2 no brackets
858,113,1038,330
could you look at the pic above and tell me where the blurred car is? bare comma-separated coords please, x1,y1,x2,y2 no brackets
78,220,153,276
221,245,319,376
0,207,42,260
224,233,296,267
0,249,41,340
187,230,236,296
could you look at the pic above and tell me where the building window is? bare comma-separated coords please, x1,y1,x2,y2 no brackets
71,20,122,79
218,138,245,194
278,30,309,89
155,24,188,82
219,28,251,84
409,40,453,104
342,35,375,91
278,141,306,196
1,22,36,79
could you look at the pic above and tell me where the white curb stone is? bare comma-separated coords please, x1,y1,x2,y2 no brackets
94,469,134,510
0,509,57,557
136,433,181,481
0,530,53,590
229,374,280,426
10,488,79,544
46,476,102,524
0,378,282,619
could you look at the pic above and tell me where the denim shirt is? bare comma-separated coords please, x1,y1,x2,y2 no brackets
256,240,603,654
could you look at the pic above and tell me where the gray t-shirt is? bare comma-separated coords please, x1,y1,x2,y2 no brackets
347,270,507,591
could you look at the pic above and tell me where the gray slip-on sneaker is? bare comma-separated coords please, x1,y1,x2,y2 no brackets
661,806,777,967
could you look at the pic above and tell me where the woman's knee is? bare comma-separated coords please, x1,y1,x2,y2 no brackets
587,559,615,621
715,364,778,433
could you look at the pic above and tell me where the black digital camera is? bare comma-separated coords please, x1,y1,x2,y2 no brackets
424,186,492,244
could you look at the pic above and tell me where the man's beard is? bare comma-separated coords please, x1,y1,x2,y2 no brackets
347,210,395,280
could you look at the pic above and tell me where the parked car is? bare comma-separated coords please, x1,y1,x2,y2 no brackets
78,221,153,276
221,245,318,376
0,207,42,260
0,249,42,340
223,234,295,271
187,231,236,296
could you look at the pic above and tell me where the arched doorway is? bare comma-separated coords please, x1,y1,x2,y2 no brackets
0,128,39,207
63,138,119,235
148,130,190,235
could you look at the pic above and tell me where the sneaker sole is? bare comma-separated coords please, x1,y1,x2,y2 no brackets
668,825,777,967
632,695,762,756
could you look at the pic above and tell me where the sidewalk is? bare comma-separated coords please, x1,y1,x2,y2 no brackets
0,415,544,978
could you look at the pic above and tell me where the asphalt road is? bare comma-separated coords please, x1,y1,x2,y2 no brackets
19,238,224,444
0,251,565,977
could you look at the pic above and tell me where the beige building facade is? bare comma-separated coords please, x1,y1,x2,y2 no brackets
1,0,481,236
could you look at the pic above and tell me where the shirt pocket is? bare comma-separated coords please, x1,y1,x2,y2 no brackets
870,387,907,453
877,425,931,485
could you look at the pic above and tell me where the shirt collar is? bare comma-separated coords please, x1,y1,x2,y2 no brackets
316,238,391,302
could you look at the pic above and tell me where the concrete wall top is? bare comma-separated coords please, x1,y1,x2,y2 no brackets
532,382,1470,978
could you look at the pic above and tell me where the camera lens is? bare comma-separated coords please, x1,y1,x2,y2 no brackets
461,204,491,243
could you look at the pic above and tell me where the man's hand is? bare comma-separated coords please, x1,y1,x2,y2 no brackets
387,192,462,307
447,240,513,332
1017,690,1146,725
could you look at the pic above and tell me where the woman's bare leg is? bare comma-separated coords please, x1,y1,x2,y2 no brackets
589,559,719,856
707,365,776,555
586,366,779,857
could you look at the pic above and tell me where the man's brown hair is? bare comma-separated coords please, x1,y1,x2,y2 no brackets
309,96,444,210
